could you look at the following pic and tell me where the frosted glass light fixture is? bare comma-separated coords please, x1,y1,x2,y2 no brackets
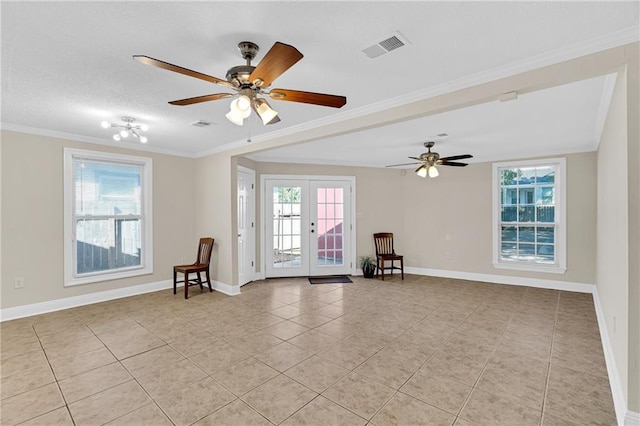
415,164,439,178
100,116,149,144
225,95,279,126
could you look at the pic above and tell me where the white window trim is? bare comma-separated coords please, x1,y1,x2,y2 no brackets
492,157,566,274
63,148,153,286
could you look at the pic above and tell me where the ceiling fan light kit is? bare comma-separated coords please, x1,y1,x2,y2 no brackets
387,141,473,178
101,116,149,143
134,40,346,127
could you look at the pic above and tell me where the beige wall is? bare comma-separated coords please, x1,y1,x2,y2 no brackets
597,67,630,410
194,152,235,286
401,152,596,283
1,131,196,309
624,43,640,413
247,153,596,285
595,42,640,413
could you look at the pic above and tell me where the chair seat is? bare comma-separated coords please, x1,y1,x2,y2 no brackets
378,254,403,261
174,263,208,272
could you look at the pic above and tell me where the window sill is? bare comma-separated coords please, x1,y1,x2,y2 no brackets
64,266,153,287
493,261,566,274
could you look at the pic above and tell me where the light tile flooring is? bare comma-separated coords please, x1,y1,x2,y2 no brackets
1,275,616,425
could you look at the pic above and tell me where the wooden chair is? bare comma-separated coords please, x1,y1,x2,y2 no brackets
373,233,404,281
173,237,214,299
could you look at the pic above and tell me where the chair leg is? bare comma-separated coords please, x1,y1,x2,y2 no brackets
390,260,394,276
173,269,177,295
184,272,189,299
381,259,385,281
401,258,404,280
197,272,203,290
205,270,212,292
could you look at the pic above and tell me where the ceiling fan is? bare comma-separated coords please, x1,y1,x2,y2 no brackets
386,141,473,178
134,41,347,126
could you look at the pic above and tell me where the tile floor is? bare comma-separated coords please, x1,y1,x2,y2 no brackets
0,275,617,425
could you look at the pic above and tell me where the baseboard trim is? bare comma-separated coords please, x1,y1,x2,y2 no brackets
593,287,628,425
1,278,238,322
213,280,241,296
404,266,595,293
626,410,640,426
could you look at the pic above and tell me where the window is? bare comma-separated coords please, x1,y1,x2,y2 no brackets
64,148,152,286
492,158,566,273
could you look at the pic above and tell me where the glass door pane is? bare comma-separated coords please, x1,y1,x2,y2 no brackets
264,178,351,278
265,180,309,277
310,181,351,276
273,186,302,269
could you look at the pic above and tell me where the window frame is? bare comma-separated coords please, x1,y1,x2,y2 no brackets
492,157,566,274
63,148,153,286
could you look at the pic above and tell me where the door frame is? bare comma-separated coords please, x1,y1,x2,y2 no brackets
237,166,256,286
259,174,357,279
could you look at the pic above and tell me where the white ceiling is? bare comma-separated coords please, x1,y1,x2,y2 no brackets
2,2,638,164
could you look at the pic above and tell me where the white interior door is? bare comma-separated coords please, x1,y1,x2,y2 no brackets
264,178,352,278
237,167,255,285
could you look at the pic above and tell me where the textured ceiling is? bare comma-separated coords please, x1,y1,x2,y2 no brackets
1,1,638,162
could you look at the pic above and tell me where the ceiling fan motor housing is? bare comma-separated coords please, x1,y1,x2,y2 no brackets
226,65,257,88
421,141,439,163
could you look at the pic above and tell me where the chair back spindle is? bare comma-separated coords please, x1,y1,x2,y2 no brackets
373,232,404,281
197,238,214,265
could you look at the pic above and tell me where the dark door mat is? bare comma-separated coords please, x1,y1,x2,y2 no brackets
308,276,353,284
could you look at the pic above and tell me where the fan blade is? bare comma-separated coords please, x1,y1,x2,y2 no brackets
133,55,234,88
169,93,235,106
269,89,346,108
408,156,424,161
249,42,303,88
386,162,420,168
438,161,469,167
438,154,473,162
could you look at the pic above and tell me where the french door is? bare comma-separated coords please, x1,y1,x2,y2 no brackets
264,178,353,277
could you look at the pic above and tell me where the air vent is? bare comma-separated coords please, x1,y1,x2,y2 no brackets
361,31,410,59
190,120,213,127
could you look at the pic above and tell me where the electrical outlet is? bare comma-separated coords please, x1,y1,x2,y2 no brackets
14,277,24,289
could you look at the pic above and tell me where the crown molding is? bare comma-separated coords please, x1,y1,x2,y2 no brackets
0,123,198,158
201,27,639,159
